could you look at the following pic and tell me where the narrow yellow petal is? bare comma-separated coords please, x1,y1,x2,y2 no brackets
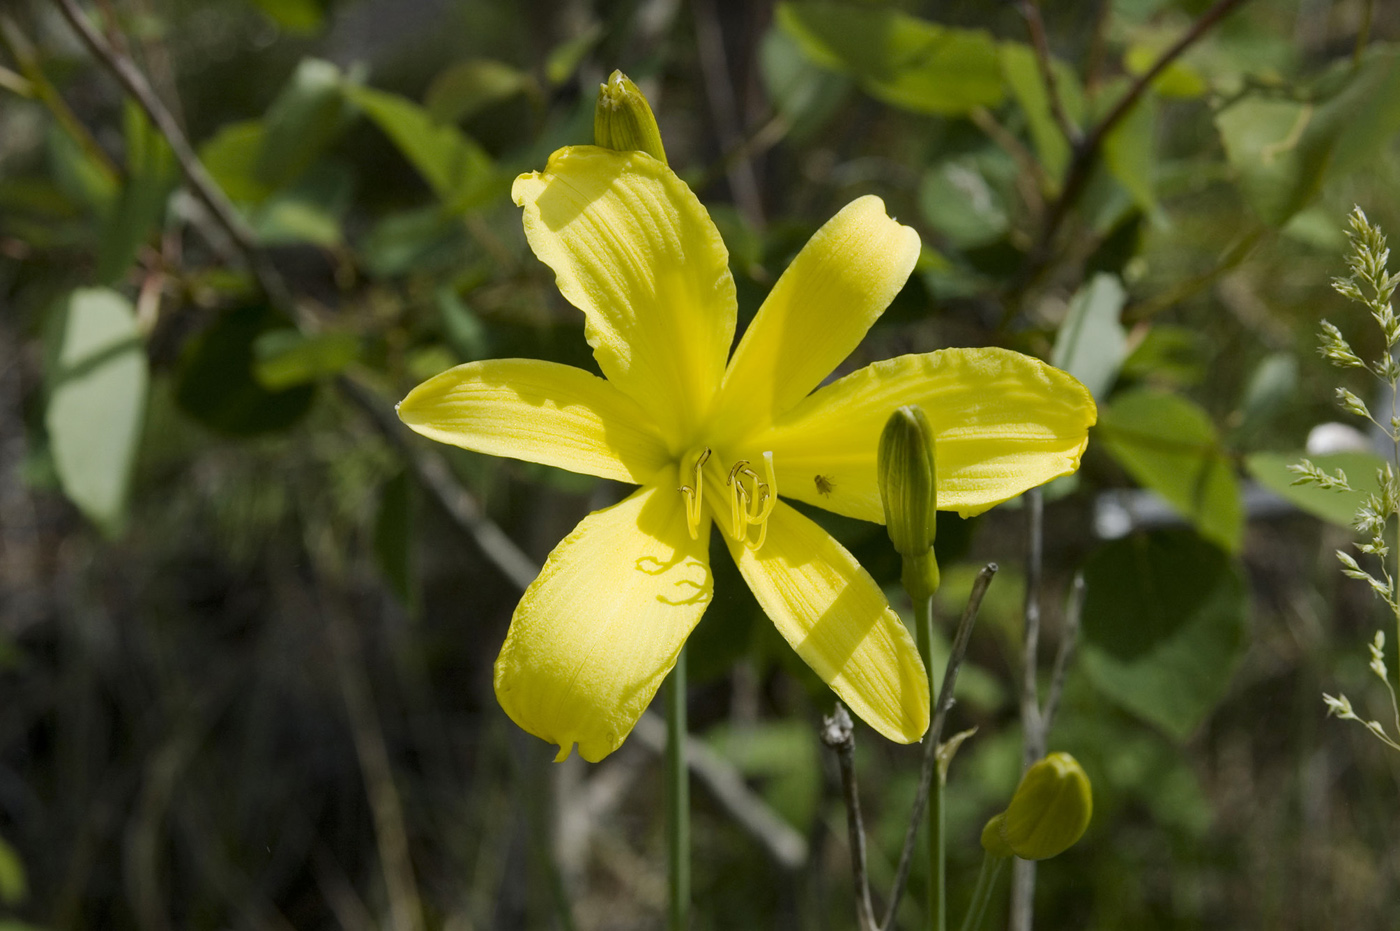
398,359,670,483
512,146,736,445
720,498,929,743
495,483,712,762
760,348,1097,520
710,196,920,440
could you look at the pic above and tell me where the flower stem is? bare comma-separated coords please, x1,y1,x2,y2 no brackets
666,647,691,930
957,852,1007,931
914,594,945,931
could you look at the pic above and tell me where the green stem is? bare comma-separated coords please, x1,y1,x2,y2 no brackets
957,853,1008,931
914,595,944,931
666,647,690,930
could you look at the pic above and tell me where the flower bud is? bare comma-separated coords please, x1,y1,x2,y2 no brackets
878,405,940,599
996,752,1092,860
594,70,667,164
980,813,1014,858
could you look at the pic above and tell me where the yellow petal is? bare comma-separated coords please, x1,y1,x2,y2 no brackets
495,483,712,762
719,497,929,743
710,196,920,441
512,146,736,445
761,348,1097,520
397,359,670,483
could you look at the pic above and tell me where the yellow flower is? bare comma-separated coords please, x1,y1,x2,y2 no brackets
398,146,1096,762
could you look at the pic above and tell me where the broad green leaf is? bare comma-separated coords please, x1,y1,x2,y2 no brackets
374,470,417,609
346,85,496,211
1124,44,1207,98
45,289,148,534
1217,45,1400,227
0,834,26,906
1246,450,1387,527
252,329,358,390
776,1,1003,116
97,100,178,284
256,58,355,189
1051,272,1127,401
360,207,468,279
248,0,323,33
426,59,532,124
1101,87,1158,213
1098,389,1243,552
436,286,490,361
1080,530,1248,740
251,163,352,247
918,156,1009,249
175,306,314,436
999,42,1085,180
1119,325,1207,387
1232,352,1297,441
706,720,820,829
46,124,117,216
198,120,274,204
759,26,850,142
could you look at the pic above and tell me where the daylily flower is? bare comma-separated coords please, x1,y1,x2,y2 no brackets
398,145,1096,762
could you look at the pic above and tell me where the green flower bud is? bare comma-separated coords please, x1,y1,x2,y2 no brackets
980,813,1014,859
594,70,667,164
878,405,940,599
997,752,1092,860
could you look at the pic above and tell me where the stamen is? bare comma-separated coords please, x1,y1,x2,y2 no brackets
724,452,778,551
727,460,750,541
678,447,711,539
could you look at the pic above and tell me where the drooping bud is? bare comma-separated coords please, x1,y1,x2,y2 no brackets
980,813,1014,859
594,70,667,164
878,405,939,599
995,752,1093,860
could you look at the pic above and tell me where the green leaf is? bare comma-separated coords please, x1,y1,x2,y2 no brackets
97,100,178,284
1246,450,1387,527
544,23,603,86
1051,272,1127,401
256,58,355,189
776,1,1003,116
1124,44,1207,98
426,59,532,124
251,163,352,247
1217,45,1400,227
1119,325,1207,387
374,470,417,609
759,26,850,142
1232,352,1297,441
706,720,819,829
0,834,26,906
252,329,358,390
248,0,323,33
1101,87,1158,213
999,41,1084,179
918,155,1009,249
346,86,497,211
175,306,315,437
45,289,148,535
436,286,490,361
1080,530,1249,740
1097,389,1243,552
198,120,274,204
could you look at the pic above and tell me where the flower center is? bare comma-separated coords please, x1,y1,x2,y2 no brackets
677,448,778,549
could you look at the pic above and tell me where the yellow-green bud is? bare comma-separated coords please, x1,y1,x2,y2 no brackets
878,405,939,599
980,813,1014,858
996,752,1092,860
594,70,667,164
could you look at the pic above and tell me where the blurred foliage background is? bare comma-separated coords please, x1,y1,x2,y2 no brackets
3,0,1400,928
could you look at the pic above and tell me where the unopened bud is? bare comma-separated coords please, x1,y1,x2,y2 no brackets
594,70,667,164
878,405,939,599
980,813,1014,858
996,752,1092,860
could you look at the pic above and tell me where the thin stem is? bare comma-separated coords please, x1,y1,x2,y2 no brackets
1011,489,1044,931
1017,0,1080,146
1041,572,1085,735
881,564,998,931
914,595,944,931
1354,0,1374,67
957,853,1007,931
820,705,877,931
666,648,691,931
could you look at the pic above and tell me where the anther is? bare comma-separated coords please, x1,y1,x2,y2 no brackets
678,448,711,539
724,452,778,551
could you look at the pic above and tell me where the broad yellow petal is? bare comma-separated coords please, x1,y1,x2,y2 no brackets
398,359,669,483
719,497,929,743
760,348,1096,520
496,483,712,763
710,196,920,441
513,146,736,445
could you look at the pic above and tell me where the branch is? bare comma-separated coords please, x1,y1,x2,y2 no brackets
880,563,998,931
1041,571,1084,736
1017,0,1080,147
1011,0,1254,304
1011,488,1044,931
